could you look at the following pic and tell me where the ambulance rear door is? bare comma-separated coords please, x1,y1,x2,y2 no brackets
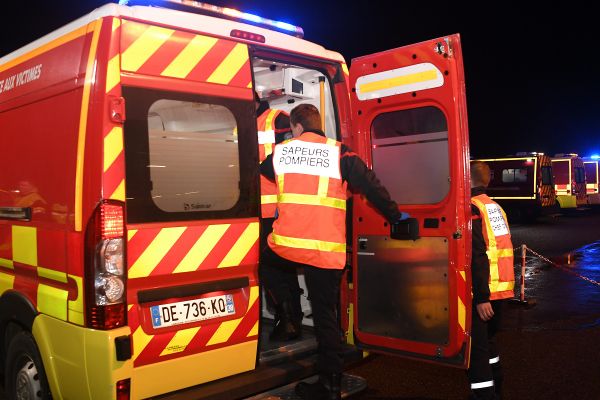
348,34,471,367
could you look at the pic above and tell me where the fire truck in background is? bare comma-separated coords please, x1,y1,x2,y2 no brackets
472,152,557,221
582,157,600,205
551,154,587,209
0,1,472,399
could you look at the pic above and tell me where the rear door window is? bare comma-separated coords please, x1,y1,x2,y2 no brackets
541,166,553,185
122,87,258,223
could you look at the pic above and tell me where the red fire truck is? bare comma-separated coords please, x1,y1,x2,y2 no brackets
582,157,600,205
551,154,587,209
0,1,472,399
472,153,557,220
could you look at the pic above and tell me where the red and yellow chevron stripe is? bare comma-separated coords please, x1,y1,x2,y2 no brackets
120,20,252,88
126,221,259,367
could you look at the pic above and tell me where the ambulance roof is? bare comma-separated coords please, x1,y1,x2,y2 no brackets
0,3,345,66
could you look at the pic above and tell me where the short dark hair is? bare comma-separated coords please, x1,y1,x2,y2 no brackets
471,161,491,187
290,104,321,131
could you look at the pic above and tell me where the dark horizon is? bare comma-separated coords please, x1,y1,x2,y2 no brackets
1,0,598,159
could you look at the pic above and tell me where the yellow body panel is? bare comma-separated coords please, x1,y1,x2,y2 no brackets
556,194,577,209
33,315,133,400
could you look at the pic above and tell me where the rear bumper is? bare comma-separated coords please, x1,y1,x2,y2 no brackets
587,193,600,205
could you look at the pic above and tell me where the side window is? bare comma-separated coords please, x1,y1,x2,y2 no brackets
371,106,448,204
123,87,258,223
502,169,527,183
541,166,553,185
574,167,586,184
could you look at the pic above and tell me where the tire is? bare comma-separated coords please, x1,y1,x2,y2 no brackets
5,331,52,400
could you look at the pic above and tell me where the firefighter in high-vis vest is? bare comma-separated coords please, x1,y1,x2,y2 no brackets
469,161,516,400
255,91,297,340
260,104,409,400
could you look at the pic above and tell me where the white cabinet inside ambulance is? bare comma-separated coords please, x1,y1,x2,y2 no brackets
0,0,471,399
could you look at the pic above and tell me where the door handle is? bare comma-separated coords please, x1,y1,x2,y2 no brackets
390,218,419,240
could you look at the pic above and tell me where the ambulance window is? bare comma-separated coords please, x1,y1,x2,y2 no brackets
502,169,528,183
574,167,586,184
370,106,449,204
122,87,257,223
541,166,553,185
584,163,597,183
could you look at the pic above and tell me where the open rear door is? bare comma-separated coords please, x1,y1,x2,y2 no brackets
348,34,471,367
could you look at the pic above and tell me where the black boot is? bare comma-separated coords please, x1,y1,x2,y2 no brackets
270,300,301,341
295,373,341,400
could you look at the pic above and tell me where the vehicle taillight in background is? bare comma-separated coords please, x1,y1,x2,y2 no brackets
86,201,126,329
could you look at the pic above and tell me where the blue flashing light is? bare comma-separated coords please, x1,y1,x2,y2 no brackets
242,12,263,23
591,154,600,160
118,0,129,4
274,21,297,32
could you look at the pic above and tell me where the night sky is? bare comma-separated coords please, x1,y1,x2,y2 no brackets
1,1,597,158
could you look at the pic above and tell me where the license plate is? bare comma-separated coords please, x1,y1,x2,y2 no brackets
150,294,235,329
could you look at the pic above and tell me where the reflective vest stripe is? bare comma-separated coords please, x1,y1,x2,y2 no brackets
261,194,278,205
278,193,346,210
271,233,346,253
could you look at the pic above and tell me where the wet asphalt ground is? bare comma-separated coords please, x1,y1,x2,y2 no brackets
349,207,600,400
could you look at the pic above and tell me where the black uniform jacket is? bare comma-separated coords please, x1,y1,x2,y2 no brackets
471,186,491,304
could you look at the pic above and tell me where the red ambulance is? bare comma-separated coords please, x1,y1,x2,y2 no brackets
0,1,472,398
551,154,587,209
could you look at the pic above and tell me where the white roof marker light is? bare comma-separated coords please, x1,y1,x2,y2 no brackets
117,0,304,38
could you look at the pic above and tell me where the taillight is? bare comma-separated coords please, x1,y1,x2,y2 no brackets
116,379,131,400
86,201,127,329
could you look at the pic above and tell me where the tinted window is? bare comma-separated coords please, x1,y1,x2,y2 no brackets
574,167,586,184
371,107,449,205
502,169,528,183
584,163,598,184
123,87,258,223
541,166,553,185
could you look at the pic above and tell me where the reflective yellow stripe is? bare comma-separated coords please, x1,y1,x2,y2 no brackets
109,180,126,201
132,326,153,361
359,69,438,94
207,43,249,85
265,109,278,131
487,248,514,258
128,229,138,241
129,227,187,278
247,321,259,337
121,25,174,72
68,274,84,325
495,281,515,292
206,286,258,346
263,142,273,157
37,284,68,320
160,327,201,356
103,126,124,173
0,271,15,295
161,35,218,78
75,21,102,231
458,296,466,331
277,174,285,193
37,267,67,283
319,139,338,197
278,193,346,210
106,55,120,93
0,258,14,270
218,223,259,268
272,233,346,253
173,225,230,274
261,194,278,205
12,226,37,266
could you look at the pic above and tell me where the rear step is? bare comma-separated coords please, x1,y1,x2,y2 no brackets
245,373,367,399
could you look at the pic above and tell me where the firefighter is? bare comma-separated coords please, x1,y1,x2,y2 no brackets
468,161,515,400
255,92,299,341
260,104,409,400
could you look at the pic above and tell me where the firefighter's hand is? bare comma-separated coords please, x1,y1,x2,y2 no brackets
476,302,494,321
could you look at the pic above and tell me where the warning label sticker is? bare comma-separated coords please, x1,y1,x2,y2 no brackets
273,140,340,179
485,203,509,237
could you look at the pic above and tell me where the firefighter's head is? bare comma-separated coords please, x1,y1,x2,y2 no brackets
290,103,321,138
471,161,491,188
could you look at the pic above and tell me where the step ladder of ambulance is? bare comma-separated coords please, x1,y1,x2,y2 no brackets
244,373,367,399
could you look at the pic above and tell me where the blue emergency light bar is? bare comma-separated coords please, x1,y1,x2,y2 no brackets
118,0,304,38
591,154,600,160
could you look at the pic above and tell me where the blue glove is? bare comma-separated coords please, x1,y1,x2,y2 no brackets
397,212,410,222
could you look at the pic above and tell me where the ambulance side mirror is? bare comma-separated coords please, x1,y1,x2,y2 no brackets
390,218,420,241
